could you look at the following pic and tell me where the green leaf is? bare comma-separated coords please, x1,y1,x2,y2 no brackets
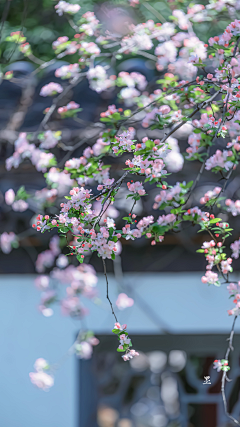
185,180,193,188
111,253,115,260
145,140,154,150
59,227,69,233
209,218,222,224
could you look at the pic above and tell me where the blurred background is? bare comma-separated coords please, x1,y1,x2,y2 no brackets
1,0,240,426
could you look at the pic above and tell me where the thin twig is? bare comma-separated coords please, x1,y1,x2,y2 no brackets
102,258,118,323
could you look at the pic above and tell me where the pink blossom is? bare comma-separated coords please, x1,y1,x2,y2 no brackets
205,149,233,171
200,187,222,204
157,214,176,226
87,66,113,93
36,250,55,273
127,181,145,196
221,259,232,274
213,359,223,372
39,131,60,149
29,371,54,391
56,254,69,268
40,82,63,97
75,341,93,359
225,199,240,216
201,270,219,286
227,283,238,293
114,322,127,330
34,358,49,372
0,232,17,254
118,71,147,91
116,293,134,310
55,63,80,79
137,216,154,231
58,102,80,116
122,349,139,361
159,105,171,115
12,200,28,212
61,296,88,317
80,12,99,36
35,275,49,290
231,238,240,259
80,41,100,56
119,335,131,346
5,189,15,205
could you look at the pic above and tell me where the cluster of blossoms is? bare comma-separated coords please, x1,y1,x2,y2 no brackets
55,63,80,79
38,131,61,149
157,213,176,226
208,19,240,47
55,1,80,16
33,187,122,261
117,71,147,104
35,235,61,274
100,105,124,119
87,66,114,93
79,41,100,64
111,129,135,153
125,137,169,181
201,269,219,285
6,133,56,172
205,149,235,172
35,254,98,317
79,12,99,36
29,358,54,391
200,187,222,205
117,71,147,91
75,332,99,359
184,206,208,222
52,36,79,55
197,214,234,286
112,323,139,361
225,198,240,216
5,188,29,212
57,101,80,118
227,282,240,316
213,359,230,372
127,180,145,196
153,182,189,210
230,237,240,259
121,215,154,242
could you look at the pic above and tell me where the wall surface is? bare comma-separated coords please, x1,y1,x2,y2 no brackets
0,272,239,427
